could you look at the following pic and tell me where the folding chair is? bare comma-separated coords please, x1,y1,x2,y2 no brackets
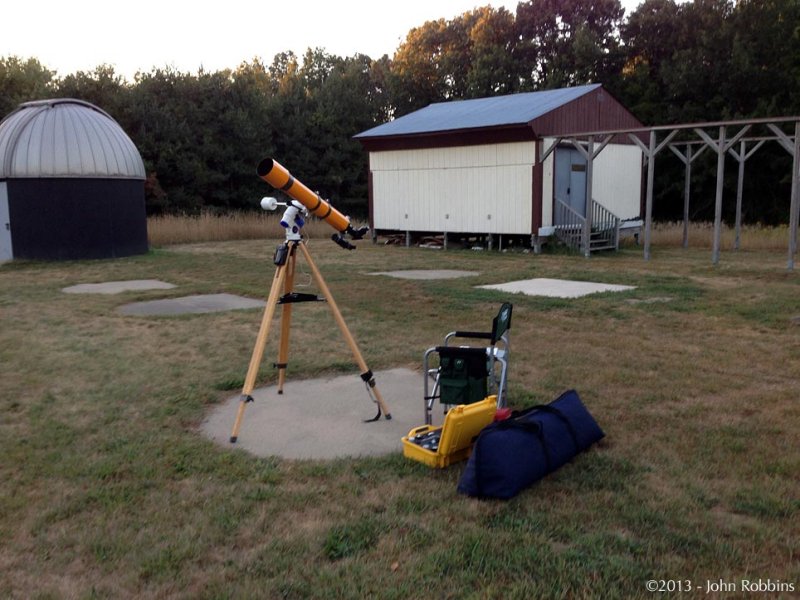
423,302,512,425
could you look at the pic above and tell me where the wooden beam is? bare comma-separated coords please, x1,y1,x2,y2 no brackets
592,134,614,159
539,137,561,162
766,123,795,155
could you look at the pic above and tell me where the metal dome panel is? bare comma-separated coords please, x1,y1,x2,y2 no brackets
0,99,145,180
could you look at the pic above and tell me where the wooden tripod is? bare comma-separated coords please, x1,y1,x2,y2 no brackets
230,240,392,443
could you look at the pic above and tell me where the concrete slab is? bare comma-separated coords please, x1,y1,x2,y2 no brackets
369,269,478,280
200,368,441,459
478,278,635,298
63,279,176,294
118,293,265,316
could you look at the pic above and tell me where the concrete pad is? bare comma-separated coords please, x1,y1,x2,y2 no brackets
201,368,441,459
63,279,176,294
478,278,635,298
369,269,478,280
118,293,265,316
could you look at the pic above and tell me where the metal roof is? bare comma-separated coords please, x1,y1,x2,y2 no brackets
0,98,145,180
355,84,602,139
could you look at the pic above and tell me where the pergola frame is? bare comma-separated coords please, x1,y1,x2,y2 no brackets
538,116,800,270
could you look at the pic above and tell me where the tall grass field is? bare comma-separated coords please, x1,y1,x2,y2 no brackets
147,212,793,251
147,212,359,246
1,230,798,598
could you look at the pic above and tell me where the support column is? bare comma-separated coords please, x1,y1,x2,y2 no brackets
789,121,800,270
712,126,726,266
583,135,595,258
644,131,656,261
734,139,746,250
683,145,693,248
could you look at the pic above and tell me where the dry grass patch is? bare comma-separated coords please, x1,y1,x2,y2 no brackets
649,221,792,250
148,212,367,247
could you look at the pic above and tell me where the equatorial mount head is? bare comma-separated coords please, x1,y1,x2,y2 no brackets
260,196,307,241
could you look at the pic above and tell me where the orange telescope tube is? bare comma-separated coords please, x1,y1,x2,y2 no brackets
257,158,350,233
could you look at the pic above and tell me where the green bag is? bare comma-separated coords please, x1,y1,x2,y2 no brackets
438,347,488,405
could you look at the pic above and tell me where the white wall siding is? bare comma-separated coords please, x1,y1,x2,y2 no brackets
371,142,535,234
592,144,643,220
0,182,12,260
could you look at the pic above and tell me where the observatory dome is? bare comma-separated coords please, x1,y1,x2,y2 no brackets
0,98,145,180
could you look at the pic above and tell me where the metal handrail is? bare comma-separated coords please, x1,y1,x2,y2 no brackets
555,197,620,252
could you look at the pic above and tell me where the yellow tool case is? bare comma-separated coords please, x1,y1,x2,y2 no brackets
402,395,497,468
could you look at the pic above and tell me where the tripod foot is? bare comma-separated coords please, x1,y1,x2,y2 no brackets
363,408,392,423
230,436,238,443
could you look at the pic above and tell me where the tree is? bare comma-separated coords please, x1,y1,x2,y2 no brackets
665,0,735,122
515,0,626,89
0,56,56,118
727,0,800,117
54,65,129,118
390,17,454,114
390,6,522,115
617,0,683,123
465,7,522,97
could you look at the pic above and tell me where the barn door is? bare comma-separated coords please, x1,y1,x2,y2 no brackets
0,183,12,261
554,147,587,224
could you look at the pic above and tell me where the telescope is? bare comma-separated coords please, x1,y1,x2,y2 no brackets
229,158,392,444
257,158,368,249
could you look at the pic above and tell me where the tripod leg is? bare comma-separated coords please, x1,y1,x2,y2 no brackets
230,263,288,443
298,243,392,420
276,247,297,394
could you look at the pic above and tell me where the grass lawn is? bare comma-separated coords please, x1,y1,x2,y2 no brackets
1,239,798,599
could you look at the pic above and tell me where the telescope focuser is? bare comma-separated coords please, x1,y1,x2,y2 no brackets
331,224,369,251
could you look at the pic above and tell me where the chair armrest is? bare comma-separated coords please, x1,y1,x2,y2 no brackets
451,331,493,340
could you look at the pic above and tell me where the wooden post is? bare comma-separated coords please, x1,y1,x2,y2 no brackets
712,126,726,265
584,135,595,258
767,121,799,270
669,142,704,249
789,121,800,270
734,139,745,250
683,145,692,248
644,130,656,261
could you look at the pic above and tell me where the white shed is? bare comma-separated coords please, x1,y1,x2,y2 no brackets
354,84,644,251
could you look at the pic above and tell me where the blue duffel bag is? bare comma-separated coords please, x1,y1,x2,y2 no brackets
457,389,605,499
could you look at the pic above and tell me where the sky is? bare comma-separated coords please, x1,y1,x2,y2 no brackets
3,0,644,81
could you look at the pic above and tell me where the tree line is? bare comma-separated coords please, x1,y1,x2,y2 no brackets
1,0,798,223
